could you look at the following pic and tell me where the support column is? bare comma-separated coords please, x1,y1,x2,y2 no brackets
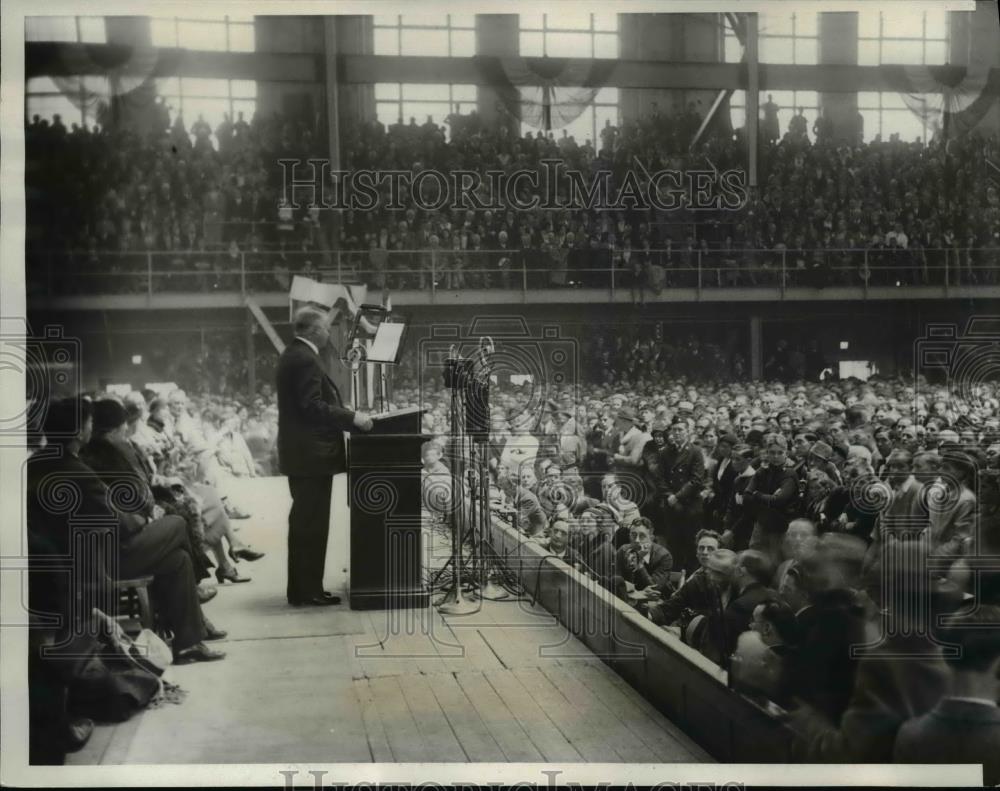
323,17,343,246
246,311,257,397
819,12,858,144
745,13,758,189
749,315,763,381
476,15,519,133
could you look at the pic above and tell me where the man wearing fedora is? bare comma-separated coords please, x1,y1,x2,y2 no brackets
612,406,651,477
658,420,706,573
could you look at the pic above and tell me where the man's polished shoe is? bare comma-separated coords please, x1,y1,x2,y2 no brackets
289,592,342,607
173,642,226,664
197,583,218,603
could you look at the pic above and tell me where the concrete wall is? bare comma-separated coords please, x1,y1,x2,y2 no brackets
619,13,724,125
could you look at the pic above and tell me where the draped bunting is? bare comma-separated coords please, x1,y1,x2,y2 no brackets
474,56,618,131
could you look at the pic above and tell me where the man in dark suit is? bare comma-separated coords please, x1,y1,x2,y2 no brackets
612,516,673,594
277,306,373,607
893,606,1000,784
659,420,706,572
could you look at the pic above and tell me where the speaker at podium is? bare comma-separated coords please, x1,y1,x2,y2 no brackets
345,406,430,610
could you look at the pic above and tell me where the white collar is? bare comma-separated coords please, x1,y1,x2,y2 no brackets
295,336,319,356
946,696,998,707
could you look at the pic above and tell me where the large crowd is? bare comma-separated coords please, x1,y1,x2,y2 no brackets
25,102,1000,297
411,364,1000,775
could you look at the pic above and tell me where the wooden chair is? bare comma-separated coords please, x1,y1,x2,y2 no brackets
114,576,154,634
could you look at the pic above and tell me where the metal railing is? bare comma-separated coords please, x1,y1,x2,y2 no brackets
25,247,1000,300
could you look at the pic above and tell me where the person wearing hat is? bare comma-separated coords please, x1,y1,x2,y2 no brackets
705,433,741,531
658,420,707,573
807,440,843,485
612,407,652,475
928,449,977,558
743,433,800,564
648,542,730,647
75,398,227,663
582,410,619,499
500,408,540,477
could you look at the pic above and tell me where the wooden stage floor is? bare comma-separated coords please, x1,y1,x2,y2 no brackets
68,477,710,765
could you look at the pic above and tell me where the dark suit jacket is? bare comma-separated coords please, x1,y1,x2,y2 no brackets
79,437,156,540
661,442,705,510
894,699,1000,784
276,338,356,476
615,542,673,590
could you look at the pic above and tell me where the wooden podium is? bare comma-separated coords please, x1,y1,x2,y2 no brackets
346,407,430,610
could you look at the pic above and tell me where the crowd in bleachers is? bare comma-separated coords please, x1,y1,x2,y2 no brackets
411,359,1000,775
26,102,1000,296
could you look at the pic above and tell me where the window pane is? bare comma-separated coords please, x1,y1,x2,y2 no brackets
27,94,81,124
730,105,746,131
551,11,593,30
858,39,880,66
759,36,794,64
27,76,61,94
156,77,181,97
232,100,256,121
401,27,448,55
229,79,256,99
724,33,743,62
593,13,618,31
373,14,399,26
78,17,106,43
376,102,401,126
177,20,227,51
520,31,543,56
881,109,925,142
374,82,400,100
563,107,596,145
595,86,620,104
448,13,476,28
402,102,450,124
519,12,545,30
228,23,255,52
594,33,618,59
399,14,447,28
925,39,947,64
760,14,794,36
546,32,592,57
857,10,881,38
857,91,881,109
794,38,818,64
794,12,818,36
374,27,399,55
925,9,948,37
25,17,78,42
881,10,924,37
401,83,450,101
881,38,925,63
150,19,177,47
451,84,477,101
793,90,818,109
450,29,475,56
183,98,227,133
595,105,619,135
880,92,909,110
182,78,230,97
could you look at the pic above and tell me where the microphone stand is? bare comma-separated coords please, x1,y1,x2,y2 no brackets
436,350,477,615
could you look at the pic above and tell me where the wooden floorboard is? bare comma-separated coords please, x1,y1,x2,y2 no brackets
483,667,583,762
368,675,428,762
398,673,468,762
539,664,653,762
428,671,506,762
352,678,394,762
454,670,544,762
511,665,619,761
573,661,709,760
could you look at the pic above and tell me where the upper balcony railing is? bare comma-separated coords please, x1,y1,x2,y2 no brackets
25,246,1000,302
